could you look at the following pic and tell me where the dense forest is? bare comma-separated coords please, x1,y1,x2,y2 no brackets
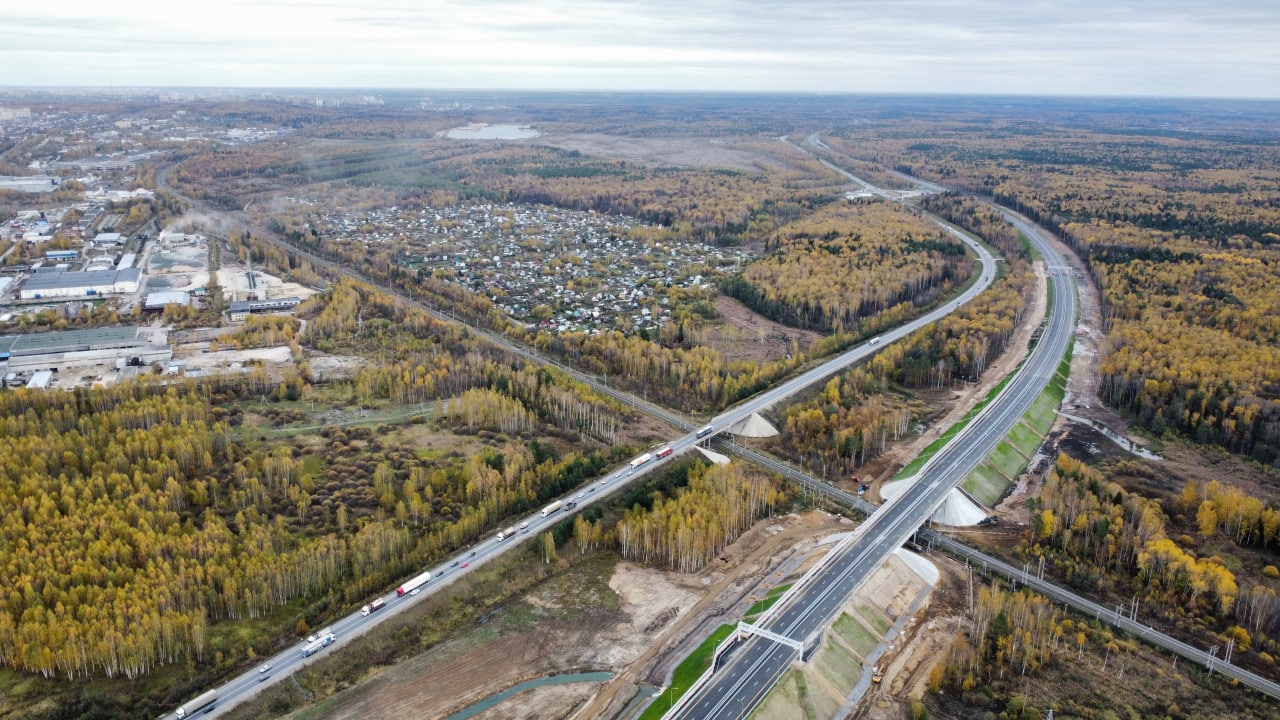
769,194,1036,479
723,200,972,333
0,279,653,682
828,123,1280,462
1026,455,1279,668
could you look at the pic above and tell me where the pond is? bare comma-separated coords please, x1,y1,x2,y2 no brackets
441,671,613,720
445,124,541,140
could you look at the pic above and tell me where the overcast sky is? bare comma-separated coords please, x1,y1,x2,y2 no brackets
3,0,1277,98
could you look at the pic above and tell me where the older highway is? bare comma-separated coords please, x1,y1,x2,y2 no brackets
163,164,998,717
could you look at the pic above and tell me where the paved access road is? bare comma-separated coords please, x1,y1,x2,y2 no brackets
666,194,1077,720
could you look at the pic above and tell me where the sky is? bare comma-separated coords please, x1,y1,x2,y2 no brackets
2,0,1278,98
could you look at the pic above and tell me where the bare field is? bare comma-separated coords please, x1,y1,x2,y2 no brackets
289,512,847,720
535,133,807,173
704,295,825,364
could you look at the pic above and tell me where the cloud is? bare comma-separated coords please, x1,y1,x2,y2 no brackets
3,0,1278,97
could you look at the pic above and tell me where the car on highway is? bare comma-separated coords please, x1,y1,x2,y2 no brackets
576,492,586,500
461,562,469,568
409,587,421,596
259,673,271,683
258,663,271,673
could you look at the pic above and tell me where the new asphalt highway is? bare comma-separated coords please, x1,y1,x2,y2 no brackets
665,192,1077,720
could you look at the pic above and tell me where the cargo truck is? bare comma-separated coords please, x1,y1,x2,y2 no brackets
629,453,652,471
541,500,563,517
302,628,335,657
174,689,217,718
361,598,386,616
396,569,431,597
497,525,518,541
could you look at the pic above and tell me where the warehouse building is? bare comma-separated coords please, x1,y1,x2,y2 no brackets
143,291,191,312
226,296,302,322
0,326,171,373
20,268,141,299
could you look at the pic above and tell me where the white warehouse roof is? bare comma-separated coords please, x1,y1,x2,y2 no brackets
23,268,141,292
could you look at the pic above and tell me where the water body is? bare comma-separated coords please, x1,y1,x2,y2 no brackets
445,124,541,140
442,671,613,720
1060,412,1162,460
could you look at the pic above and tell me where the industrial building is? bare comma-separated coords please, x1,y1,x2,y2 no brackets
226,296,302,322
143,291,192,312
0,326,171,373
91,232,125,247
20,268,141,299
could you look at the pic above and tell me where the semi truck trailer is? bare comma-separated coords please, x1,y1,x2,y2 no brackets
629,453,652,470
174,689,217,718
541,500,563,516
301,628,336,657
497,526,518,541
361,598,386,616
396,570,431,597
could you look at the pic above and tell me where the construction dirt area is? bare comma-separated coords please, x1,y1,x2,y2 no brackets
289,511,870,720
287,505,983,720
706,295,825,364
750,550,965,720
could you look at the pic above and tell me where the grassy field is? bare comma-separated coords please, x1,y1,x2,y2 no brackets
743,584,794,621
832,612,879,656
638,624,737,720
964,462,1011,507
1025,392,1061,435
1007,420,1044,458
812,636,860,711
855,605,891,636
987,440,1029,480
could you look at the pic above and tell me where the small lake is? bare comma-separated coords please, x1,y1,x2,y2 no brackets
442,671,612,720
445,124,541,140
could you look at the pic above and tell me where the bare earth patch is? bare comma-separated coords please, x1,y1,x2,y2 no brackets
704,295,825,364
292,512,845,720
534,133,804,173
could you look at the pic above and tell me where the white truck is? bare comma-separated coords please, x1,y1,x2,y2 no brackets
396,569,431,597
301,628,336,657
629,453,652,471
361,598,386,616
541,500,563,517
174,689,217,718
497,526,518,541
